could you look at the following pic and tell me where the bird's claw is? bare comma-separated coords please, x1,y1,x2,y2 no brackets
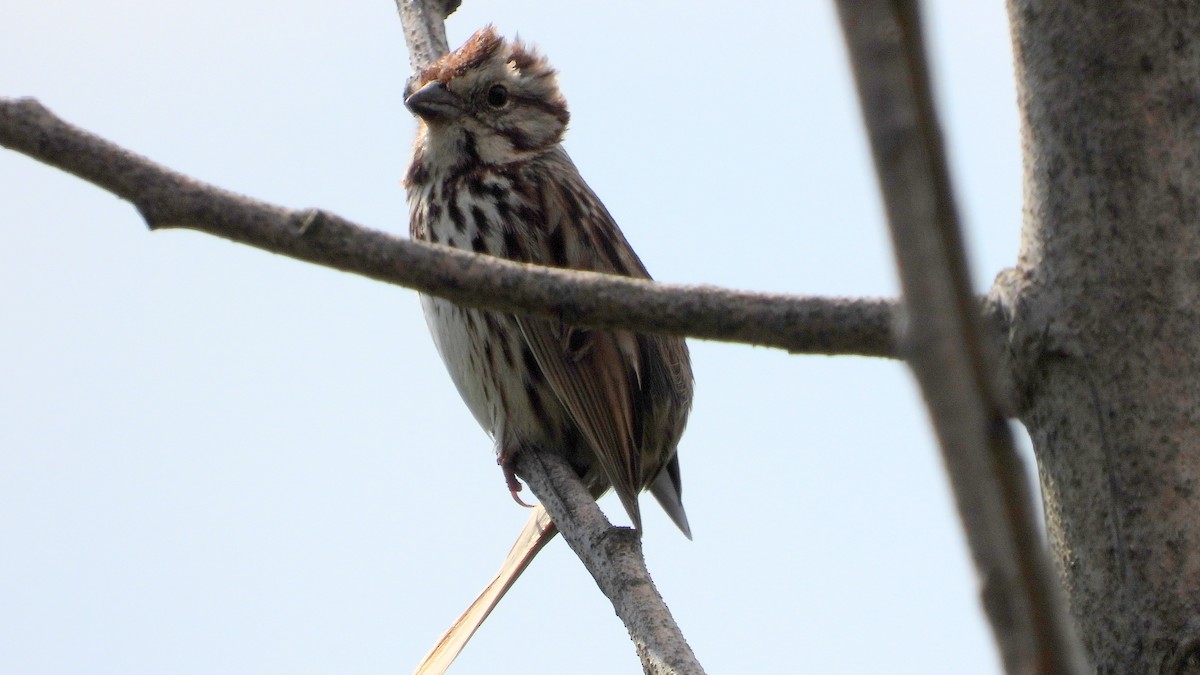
499,453,534,508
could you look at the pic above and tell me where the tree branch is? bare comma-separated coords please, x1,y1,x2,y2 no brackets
835,1,1086,673
394,0,458,72
0,96,896,358
513,451,704,675
1006,1,1200,669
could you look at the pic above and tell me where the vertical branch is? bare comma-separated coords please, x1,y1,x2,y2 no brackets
394,0,459,71
834,2,1086,673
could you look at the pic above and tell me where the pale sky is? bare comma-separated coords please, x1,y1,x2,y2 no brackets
2,1,1024,673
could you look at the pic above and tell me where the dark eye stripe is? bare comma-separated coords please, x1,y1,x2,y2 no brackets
510,94,570,124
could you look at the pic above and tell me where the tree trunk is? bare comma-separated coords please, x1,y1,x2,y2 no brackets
1005,1,1200,670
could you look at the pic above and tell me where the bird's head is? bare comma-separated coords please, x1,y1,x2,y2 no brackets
406,26,570,168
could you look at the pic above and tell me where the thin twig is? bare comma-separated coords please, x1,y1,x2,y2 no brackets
835,2,1086,673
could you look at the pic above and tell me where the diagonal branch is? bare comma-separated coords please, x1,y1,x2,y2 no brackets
835,1,1086,673
0,96,896,359
513,451,704,675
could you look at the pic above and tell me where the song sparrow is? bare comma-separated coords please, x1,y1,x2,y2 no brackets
403,27,694,669
404,26,693,534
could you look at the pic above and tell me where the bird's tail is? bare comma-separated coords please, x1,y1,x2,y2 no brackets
413,506,558,675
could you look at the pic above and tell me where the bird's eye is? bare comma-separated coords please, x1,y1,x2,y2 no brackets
486,84,509,108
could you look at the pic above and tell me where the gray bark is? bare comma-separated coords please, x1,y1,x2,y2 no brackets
1004,1,1200,670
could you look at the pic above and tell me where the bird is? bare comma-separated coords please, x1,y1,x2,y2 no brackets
402,26,694,672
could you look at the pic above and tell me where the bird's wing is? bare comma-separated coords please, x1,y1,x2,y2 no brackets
513,315,645,527
509,154,657,527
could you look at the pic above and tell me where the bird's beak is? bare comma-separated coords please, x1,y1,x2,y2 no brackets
405,81,466,121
